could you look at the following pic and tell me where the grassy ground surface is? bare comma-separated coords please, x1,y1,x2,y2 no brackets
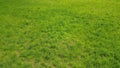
0,0,120,68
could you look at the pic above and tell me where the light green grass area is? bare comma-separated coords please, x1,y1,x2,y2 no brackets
0,0,120,68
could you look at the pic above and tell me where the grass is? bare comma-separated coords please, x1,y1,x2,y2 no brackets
0,0,120,68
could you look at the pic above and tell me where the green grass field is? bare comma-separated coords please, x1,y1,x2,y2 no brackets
0,0,120,68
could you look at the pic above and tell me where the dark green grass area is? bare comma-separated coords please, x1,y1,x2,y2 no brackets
0,0,120,68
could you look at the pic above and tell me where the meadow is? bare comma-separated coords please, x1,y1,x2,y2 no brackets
0,0,120,68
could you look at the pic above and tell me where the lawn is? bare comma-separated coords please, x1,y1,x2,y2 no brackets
0,0,120,68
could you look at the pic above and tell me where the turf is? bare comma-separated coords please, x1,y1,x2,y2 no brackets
0,0,120,68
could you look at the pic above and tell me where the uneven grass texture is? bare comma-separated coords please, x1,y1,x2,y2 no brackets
0,0,120,68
